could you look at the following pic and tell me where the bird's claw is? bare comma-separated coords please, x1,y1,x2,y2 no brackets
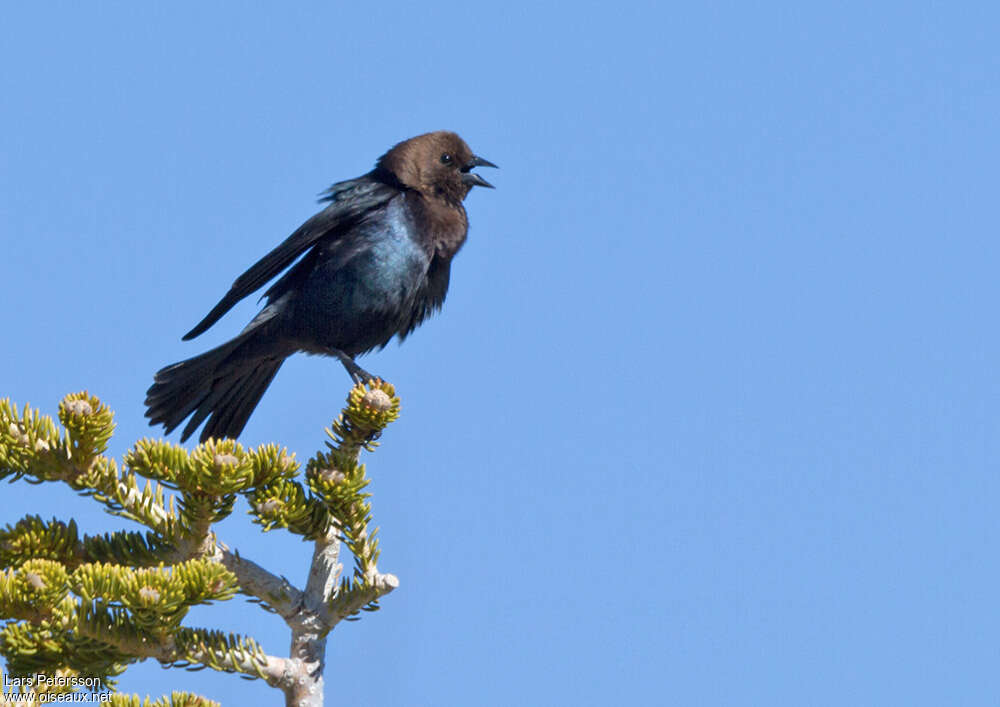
350,368,379,386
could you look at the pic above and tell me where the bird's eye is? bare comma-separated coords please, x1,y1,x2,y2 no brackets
440,153,453,165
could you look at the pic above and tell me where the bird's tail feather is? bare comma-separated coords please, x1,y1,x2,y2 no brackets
145,333,285,443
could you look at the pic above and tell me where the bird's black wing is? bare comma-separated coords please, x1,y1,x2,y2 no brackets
183,174,399,340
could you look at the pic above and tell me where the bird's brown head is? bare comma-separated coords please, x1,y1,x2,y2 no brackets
377,131,497,204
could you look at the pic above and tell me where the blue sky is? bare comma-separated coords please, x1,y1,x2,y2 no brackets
2,2,999,704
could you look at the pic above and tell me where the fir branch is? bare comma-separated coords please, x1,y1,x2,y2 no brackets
304,528,341,608
213,545,304,620
0,517,176,570
329,572,399,623
84,529,177,567
305,381,401,626
0,598,131,686
0,385,403,706
74,604,287,685
0,559,75,622
0,516,86,569
247,478,328,537
0,397,178,535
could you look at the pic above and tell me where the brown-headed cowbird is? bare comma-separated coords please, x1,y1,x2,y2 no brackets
145,131,496,442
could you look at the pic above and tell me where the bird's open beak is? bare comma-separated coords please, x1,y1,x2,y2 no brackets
469,155,498,169
462,155,498,189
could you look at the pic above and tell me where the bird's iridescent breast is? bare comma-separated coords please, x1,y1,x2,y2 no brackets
293,195,433,354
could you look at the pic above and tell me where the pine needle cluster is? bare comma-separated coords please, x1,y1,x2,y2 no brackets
0,381,401,706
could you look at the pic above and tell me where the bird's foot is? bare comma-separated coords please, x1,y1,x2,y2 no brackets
333,350,379,386
350,367,381,386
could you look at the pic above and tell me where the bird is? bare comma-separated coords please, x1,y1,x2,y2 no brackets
145,131,496,443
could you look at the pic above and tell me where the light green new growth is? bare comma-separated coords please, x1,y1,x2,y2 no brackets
0,381,401,706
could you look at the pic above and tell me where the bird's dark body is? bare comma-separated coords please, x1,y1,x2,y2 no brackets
273,190,453,356
145,131,494,442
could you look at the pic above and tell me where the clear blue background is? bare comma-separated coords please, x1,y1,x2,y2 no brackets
2,2,998,705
